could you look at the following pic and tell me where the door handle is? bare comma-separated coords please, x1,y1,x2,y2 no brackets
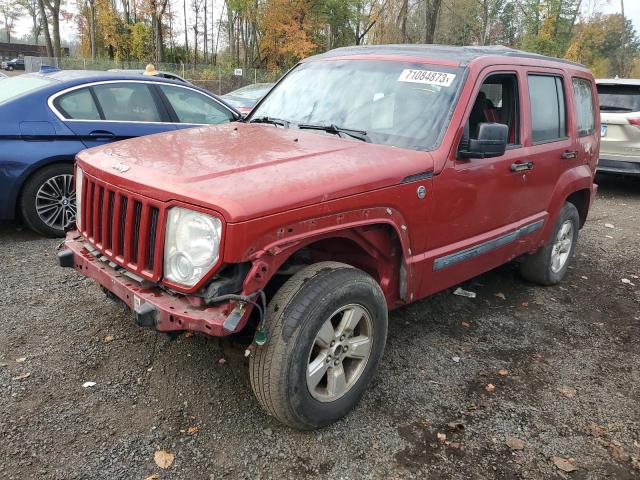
88,130,115,140
561,150,578,159
510,161,533,172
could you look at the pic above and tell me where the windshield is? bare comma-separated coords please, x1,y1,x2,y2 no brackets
597,84,640,113
250,60,464,151
0,76,56,104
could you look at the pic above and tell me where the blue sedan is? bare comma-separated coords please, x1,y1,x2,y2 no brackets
0,69,240,236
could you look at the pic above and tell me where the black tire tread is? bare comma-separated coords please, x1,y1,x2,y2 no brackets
249,261,360,429
19,163,73,237
520,202,579,285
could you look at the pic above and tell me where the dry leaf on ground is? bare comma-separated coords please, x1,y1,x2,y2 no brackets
436,432,447,443
506,437,525,450
585,423,607,437
461,321,471,328
609,445,630,461
558,386,577,398
553,456,578,472
447,421,465,431
15,357,26,363
498,368,509,377
187,426,199,434
103,335,114,342
485,383,495,393
154,450,175,469
12,372,31,381
494,292,506,300
145,475,160,480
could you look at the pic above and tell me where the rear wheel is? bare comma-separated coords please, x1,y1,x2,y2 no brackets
249,262,388,429
520,202,579,285
20,163,75,237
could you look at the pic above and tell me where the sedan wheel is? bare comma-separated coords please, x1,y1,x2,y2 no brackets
35,174,76,232
20,163,75,237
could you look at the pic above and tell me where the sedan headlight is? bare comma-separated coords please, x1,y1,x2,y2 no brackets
75,167,83,230
164,207,222,287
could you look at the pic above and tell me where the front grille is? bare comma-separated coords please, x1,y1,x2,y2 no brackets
79,173,165,281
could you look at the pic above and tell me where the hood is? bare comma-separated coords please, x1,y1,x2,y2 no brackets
77,122,433,222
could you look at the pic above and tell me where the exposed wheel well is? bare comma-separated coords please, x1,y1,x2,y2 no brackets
262,224,405,307
565,189,591,228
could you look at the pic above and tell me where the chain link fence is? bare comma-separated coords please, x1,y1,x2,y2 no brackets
24,56,284,95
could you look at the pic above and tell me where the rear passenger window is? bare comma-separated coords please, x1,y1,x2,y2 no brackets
572,78,595,136
528,75,566,143
93,83,162,122
159,85,234,124
56,88,100,120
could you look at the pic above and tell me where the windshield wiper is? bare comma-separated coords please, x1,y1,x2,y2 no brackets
297,123,371,143
600,105,633,112
249,116,290,127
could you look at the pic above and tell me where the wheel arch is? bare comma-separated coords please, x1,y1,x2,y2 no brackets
565,188,591,228
13,157,76,218
541,165,594,242
234,208,414,332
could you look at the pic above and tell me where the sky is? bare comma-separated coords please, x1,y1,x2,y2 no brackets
10,0,640,48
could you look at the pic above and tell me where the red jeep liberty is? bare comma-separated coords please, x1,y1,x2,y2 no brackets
58,45,599,429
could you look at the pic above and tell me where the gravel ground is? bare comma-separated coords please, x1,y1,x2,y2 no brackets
1,173,639,480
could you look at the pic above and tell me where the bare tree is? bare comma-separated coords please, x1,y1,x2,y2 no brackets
42,0,62,57
424,0,442,43
18,0,42,43
191,0,204,63
37,0,53,56
183,0,189,60
0,0,23,44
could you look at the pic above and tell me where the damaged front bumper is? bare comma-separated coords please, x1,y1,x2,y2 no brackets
58,232,248,336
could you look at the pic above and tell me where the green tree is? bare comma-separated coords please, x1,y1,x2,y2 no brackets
567,14,640,77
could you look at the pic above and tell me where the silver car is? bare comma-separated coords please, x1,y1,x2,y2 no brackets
597,78,640,176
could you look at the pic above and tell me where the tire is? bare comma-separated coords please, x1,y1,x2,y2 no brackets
249,262,388,430
20,163,75,237
519,202,580,285
7,66,13,71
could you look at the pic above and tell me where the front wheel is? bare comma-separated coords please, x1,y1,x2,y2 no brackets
520,202,580,285
249,262,388,429
20,163,75,237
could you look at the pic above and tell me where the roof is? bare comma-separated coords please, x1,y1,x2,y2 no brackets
596,78,640,86
22,69,187,85
304,44,586,68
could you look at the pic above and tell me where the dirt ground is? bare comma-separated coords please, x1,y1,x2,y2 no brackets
0,173,639,480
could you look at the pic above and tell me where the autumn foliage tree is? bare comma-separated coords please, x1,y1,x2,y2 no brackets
258,0,316,68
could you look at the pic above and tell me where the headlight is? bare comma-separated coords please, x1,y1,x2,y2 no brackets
164,207,222,287
75,167,83,230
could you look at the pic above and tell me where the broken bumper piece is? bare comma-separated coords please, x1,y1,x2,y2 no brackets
58,232,248,336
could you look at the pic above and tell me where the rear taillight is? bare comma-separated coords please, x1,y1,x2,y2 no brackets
628,118,640,127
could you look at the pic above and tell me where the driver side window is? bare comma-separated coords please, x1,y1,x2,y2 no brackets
468,73,520,146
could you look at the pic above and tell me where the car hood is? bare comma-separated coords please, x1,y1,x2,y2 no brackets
76,122,433,222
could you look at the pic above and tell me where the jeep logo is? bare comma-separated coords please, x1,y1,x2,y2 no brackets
112,162,130,173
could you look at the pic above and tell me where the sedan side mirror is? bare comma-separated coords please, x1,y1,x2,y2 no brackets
459,123,508,159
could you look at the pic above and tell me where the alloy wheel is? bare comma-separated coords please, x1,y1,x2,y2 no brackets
306,304,373,402
551,220,573,273
35,174,76,231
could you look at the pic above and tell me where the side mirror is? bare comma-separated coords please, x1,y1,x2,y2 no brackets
459,123,508,159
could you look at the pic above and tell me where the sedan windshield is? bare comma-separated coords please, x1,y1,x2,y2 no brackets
250,60,464,151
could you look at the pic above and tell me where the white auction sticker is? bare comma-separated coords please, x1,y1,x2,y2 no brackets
397,69,456,87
